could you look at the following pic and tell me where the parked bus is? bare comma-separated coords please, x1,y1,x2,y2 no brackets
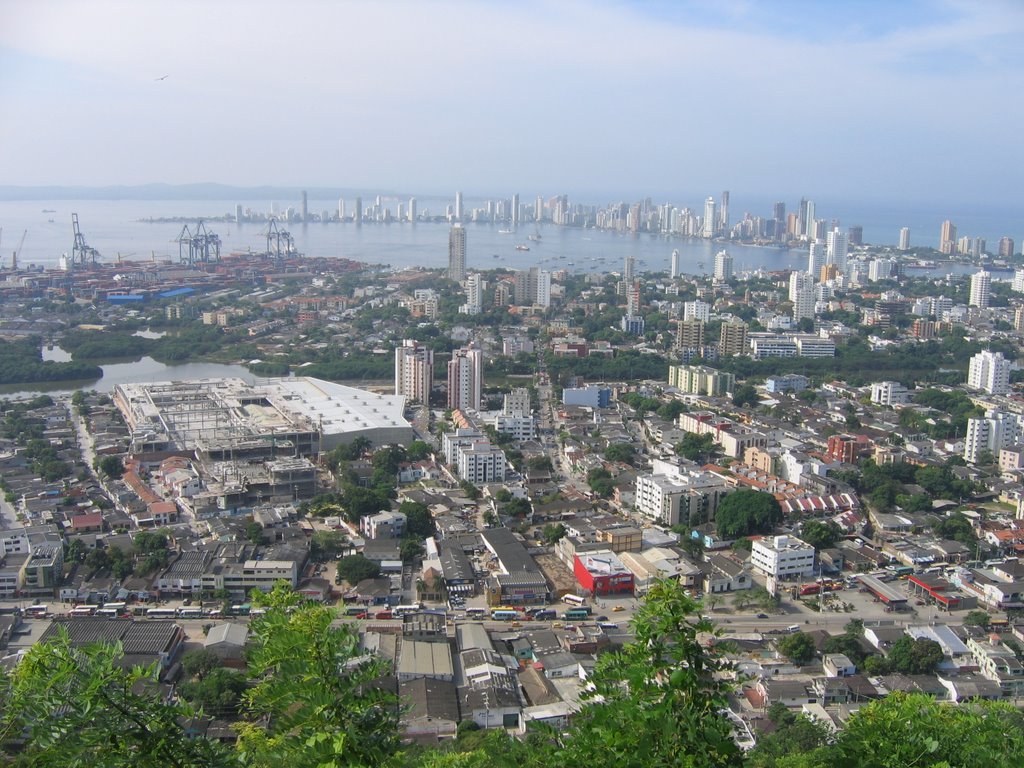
563,608,590,621
96,608,119,618
393,603,422,617
533,609,557,620
229,604,251,617
69,606,96,617
345,606,369,617
490,609,520,621
179,608,204,618
561,594,587,607
102,602,127,614
465,608,487,618
25,605,48,618
146,608,177,619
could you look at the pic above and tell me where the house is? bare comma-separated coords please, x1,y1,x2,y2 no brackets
822,654,857,678
203,623,248,667
399,677,460,744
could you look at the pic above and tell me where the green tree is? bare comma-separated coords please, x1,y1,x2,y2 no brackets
309,530,347,562
96,455,124,479
236,600,400,767
406,440,432,460
0,629,233,767
886,635,945,675
400,539,425,563
181,648,221,681
557,579,743,768
732,383,759,407
526,455,553,472
776,631,816,665
829,692,1024,768
399,500,436,538
963,610,992,629
604,443,636,465
675,432,718,463
714,490,783,538
178,668,247,717
749,714,831,768
245,520,267,545
541,522,567,544
800,520,841,551
335,554,380,585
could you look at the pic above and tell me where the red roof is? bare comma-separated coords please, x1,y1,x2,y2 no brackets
70,512,103,530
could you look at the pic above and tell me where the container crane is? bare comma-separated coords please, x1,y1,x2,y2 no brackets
12,229,26,269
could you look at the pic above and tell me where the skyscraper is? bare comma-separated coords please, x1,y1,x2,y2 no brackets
448,346,483,412
395,340,434,405
535,195,544,222
826,227,848,273
462,273,483,315
968,350,1010,395
848,225,863,246
899,227,911,251
454,191,464,222
670,249,680,279
511,193,520,226
807,240,825,279
804,200,815,238
408,197,417,223
448,224,467,281
999,236,1015,258
790,271,816,321
714,250,733,281
970,269,991,308
939,220,957,254
301,190,308,223
703,197,717,238
354,197,363,226
624,255,636,283
338,198,345,221
719,320,748,356
719,190,730,235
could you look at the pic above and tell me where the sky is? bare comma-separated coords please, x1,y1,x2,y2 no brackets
1,0,1023,206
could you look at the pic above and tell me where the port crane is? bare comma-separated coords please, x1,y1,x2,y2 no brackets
12,229,27,269
176,220,221,265
263,220,297,260
71,213,101,268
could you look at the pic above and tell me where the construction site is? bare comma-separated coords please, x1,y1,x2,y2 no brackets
113,377,415,512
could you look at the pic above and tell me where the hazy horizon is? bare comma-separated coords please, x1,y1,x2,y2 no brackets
2,1,1023,207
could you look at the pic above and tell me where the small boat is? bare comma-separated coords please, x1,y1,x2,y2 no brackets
41,208,56,213
515,244,530,251
528,234,541,242
498,228,513,234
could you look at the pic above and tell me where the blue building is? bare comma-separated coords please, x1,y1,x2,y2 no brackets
562,385,612,408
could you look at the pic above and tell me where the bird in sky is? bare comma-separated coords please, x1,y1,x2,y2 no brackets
155,75,169,81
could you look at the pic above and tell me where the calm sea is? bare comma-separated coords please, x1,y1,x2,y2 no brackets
0,196,1017,277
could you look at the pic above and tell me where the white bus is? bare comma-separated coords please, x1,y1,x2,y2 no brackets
96,608,120,618
69,606,96,617
25,605,48,618
561,594,587,607
102,602,127,614
393,603,422,617
146,608,177,619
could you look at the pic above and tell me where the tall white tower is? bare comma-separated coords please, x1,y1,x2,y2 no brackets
968,350,1010,394
454,191,464,222
826,227,848,273
899,227,910,251
624,255,636,283
408,197,417,223
807,240,825,279
703,197,717,239
670,249,680,279
714,250,734,281
970,269,991,308
395,340,434,405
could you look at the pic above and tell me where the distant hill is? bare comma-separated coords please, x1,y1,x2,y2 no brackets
0,183,400,201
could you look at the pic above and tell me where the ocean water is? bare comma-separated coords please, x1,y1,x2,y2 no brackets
0,196,1017,277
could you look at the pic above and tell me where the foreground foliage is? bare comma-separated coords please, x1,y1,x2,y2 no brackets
3,581,1024,768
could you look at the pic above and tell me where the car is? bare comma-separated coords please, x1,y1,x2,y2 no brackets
595,615,608,621
756,613,769,619
612,606,625,612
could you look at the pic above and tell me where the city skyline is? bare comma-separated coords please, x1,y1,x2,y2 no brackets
1,1,1023,205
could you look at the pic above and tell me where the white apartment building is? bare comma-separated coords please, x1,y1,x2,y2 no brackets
493,413,535,442
456,442,507,485
448,347,483,412
751,535,816,581
968,350,1011,395
964,410,1023,464
683,300,711,322
870,381,912,406
634,459,732,526
361,511,407,540
395,339,434,405
668,364,735,397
